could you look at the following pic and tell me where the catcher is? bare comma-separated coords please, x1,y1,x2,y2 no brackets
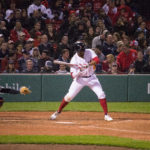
0,86,31,108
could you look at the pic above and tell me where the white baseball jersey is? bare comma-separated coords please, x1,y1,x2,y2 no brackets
64,48,106,102
27,4,47,17
70,49,97,77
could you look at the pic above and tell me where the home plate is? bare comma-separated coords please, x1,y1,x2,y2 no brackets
55,121,75,124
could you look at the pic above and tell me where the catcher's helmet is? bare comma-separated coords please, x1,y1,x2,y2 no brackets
74,41,85,52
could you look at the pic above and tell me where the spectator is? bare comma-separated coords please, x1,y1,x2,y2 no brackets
96,19,107,35
102,33,117,56
0,34,5,47
116,40,124,55
112,32,121,45
33,31,42,47
18,50,31,72
95,26,101,36
38,50,52,72
97,8,113,32
102,0,117,22
117,42,137,73
108,61,122,74
0,20,9,41
15,31,26,47
112,3,134,26
102,54,115,73
0,42,9,60
7,40,15,53
144,46,150,63
24,38,35,55
28,9,46,31
30,21,42,38
71,21,86,43
92,29,108,48
3,60,19,73
137,38,148,53
16,43,23,59
58,34,71,56
45,23,57,43
129,40,139,51
93,45,105,73
143,58,150,74
58,48,70,62
56,48,70,71
10,20,30,42
135,21,149,41
4,9,14,24
31,47,41,72
11,9,22,27
27,0,47,19
21,9,30,30
133,51,146,74
40,60,54,73
22,59,38,73
38,34,53,56
86,27,95,48
1,52,19,73
113,15,129,35
55,64,69,74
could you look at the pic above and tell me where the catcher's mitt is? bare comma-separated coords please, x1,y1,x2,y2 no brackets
0,97,4,108
20,86,31,95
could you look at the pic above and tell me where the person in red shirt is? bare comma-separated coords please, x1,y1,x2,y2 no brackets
117,42,137,73
10,20,30,42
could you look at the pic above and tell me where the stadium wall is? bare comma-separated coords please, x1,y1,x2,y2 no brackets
0,74,150,102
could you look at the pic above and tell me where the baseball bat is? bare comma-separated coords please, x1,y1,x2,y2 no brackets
53,60,89,70
53,60,76,67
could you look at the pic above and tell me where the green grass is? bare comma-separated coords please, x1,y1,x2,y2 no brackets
0,135,150,150
0,102,150,113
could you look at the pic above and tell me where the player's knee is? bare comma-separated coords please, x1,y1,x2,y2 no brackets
64,94,72,102
98,92,106,99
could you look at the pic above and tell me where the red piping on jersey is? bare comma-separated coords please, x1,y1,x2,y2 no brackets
71,72,73,78
92,57,100,64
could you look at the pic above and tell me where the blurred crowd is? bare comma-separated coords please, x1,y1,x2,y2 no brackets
0,0,150,74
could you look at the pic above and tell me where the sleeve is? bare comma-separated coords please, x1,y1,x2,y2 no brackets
90,49,97,59
41,5,47,15
27,5,33,17
70,56,80,78
92,57,100,64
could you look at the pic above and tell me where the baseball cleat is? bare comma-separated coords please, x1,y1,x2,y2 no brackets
104,115,113,121
50,111,59,120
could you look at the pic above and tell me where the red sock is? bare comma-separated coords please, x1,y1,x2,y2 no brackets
99,98,108,115
58,98,68,113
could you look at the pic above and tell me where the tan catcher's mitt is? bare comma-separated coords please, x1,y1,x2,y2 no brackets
20,86,31,95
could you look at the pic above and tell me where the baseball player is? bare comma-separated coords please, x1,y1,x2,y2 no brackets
50,41,113,121
0,86,31,107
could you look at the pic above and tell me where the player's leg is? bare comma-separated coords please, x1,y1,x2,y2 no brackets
88,76,113,121
50,80,84,120
0,88,20,94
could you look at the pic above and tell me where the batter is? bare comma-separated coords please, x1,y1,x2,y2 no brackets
50,41,113,121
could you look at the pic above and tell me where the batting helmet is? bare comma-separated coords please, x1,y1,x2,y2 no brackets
74,41,85,52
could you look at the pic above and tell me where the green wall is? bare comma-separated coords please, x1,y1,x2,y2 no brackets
128,75,150,101
42,75,127,102
0,74,41,102
0,74,150,102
